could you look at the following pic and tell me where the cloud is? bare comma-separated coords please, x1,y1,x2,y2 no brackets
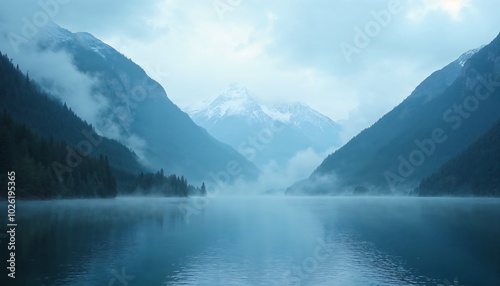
99,0,498,139
215,146,338,195
0,37,108,125
407,0,471,21
2,0,500,147
0,22,151,165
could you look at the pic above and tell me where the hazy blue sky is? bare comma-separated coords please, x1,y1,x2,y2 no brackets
1,0,500,139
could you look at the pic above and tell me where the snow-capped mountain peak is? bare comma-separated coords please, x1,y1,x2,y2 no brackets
194,85,265,120
187,84,342,167
219,83,251,100
189,85,340,130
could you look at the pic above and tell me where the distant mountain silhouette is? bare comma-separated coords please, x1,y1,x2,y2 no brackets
188,84,341,167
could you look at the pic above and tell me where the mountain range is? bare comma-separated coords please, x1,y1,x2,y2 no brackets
188,84,342,167
2,22,258,184
288,33,500,195
1,20,499,197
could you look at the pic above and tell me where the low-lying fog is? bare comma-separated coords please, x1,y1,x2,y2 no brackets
3,196,500,285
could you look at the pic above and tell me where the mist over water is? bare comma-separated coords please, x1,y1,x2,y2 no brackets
2,196,500,285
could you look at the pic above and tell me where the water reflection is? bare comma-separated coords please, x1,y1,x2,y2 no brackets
0,197,498,286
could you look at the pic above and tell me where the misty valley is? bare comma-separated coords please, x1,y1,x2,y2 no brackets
1,3,500,286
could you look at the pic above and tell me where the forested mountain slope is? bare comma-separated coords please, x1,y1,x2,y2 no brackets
288,33,500,195
417,120,500,196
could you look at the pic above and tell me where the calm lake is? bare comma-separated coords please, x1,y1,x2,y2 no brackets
1,196,500,285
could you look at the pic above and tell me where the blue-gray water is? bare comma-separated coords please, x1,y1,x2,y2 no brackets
1,197,500,286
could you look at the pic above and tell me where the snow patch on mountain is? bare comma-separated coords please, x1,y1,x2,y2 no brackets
74,32,112,58
32,22,113,60
458,46,484,67
36,21,73,43
261,105,292,122
189,84,339,131
191,84,269,123
187,84,342,167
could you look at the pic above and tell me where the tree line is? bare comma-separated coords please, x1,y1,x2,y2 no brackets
125,169,205,197
418,120,500,196
0,112,117,198
0,52,206,199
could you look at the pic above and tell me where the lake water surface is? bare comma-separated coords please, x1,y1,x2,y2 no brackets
1,196,500,285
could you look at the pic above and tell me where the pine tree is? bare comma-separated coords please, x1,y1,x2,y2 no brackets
201,182,207,196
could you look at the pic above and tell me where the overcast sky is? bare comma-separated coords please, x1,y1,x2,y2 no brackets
2,0,500,140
